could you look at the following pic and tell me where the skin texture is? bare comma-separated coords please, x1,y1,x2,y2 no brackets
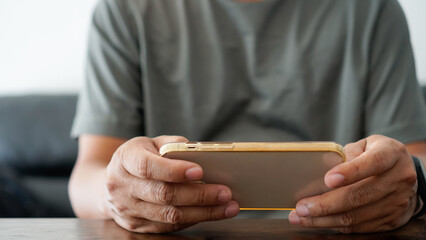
288,136,426,233
69,135,239,233
69,134,426,233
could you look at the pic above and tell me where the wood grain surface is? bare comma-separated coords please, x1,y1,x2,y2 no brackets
0,218,425,240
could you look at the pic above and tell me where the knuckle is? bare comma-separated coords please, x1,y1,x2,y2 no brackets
137,154,152,179
164,206,182,224
121,218,141,232
370,150,387,175
116,217,150,233
317,200,331,216
105,174,119,193
386,219,401,230
115,204,129,216
337,211,357,227
207,206,217,221
346,185,370,208
106,179,118,193
396,198,411,211
126,222,140,232
156,182,175,205
196,188,209,205
406,172,417,186
401,169,417,186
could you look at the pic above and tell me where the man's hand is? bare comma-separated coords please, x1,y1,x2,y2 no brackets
103,136,239,233
289,135,418,233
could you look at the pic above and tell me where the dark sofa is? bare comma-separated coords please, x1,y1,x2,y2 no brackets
0,95,77,217
0,86,425,217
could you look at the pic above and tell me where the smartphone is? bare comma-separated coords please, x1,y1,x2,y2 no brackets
160,142,345,210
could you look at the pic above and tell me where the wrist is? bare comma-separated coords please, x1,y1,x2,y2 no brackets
411,156,426,219
413,195,424,217
70,164,110,219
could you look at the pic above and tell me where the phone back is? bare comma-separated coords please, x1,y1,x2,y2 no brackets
161,142,344,210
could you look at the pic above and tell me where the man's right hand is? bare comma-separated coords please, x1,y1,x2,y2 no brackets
103,136,239,233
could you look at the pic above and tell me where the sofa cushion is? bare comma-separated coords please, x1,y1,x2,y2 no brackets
0,95,78,175
0,164,45,217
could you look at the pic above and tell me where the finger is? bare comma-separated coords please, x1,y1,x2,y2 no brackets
146,201,239,224
107,199,193,233
112,214,191,233
344,139,366,161
331,209,412,234
153,135,189,149
130,179,232,206
119,148,202,182
113,200,239,225
292,193,398,228
325,137,402,188
295,174,391,218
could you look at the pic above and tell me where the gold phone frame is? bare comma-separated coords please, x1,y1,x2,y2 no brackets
160,142,345,210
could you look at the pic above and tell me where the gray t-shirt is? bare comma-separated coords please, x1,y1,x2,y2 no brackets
71,0,426,219
72,0,426,145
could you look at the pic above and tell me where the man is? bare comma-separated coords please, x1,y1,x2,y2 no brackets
69,0,426,233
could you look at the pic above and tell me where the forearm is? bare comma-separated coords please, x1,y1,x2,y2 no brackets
68,160,109,219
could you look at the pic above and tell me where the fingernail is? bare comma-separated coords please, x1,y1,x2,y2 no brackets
289,211,300,225
326,173,345,187
224,202,239,218
296,204,310,217
185,167,202,181
218,190,231,203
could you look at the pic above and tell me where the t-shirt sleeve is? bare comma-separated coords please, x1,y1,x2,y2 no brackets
71,0,144,139
365,0,426,143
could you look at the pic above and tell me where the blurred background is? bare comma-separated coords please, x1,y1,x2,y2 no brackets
0,0,425,218
0,0,425,95
0,0,97,95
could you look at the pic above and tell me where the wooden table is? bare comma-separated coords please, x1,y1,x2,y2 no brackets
0,218,425,239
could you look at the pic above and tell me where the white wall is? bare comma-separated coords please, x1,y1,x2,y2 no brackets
399,0,426,84
0,0,98,95
0,0,425,95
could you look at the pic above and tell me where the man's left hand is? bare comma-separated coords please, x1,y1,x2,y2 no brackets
289,135,418,233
